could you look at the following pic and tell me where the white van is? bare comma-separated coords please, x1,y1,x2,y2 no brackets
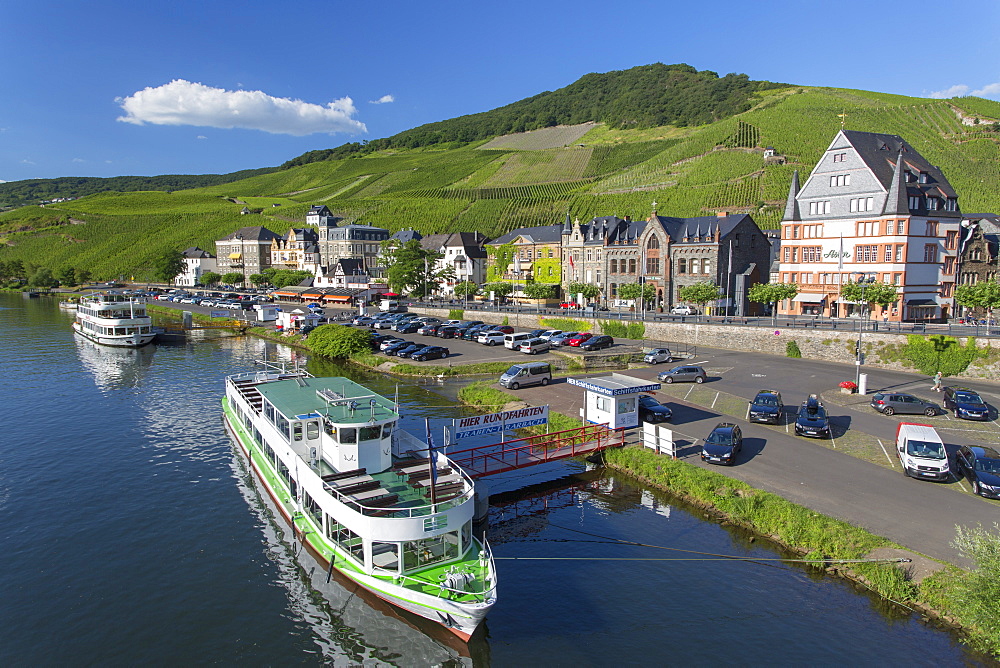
504,332,532,350
379,299,402,312
895,422,951,481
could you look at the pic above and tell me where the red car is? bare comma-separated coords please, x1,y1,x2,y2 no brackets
559,302,580,309
566,332,593,346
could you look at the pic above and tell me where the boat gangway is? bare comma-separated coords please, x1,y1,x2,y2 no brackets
447,423,625,478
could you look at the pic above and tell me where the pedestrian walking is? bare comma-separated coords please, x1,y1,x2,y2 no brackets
932,371,943,392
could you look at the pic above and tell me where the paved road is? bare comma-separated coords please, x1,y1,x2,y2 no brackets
504,348,1000,568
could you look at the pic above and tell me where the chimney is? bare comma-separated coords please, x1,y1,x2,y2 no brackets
716,211,728,219
624,215,631,221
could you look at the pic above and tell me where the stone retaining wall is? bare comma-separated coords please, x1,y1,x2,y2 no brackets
407,306,1000,380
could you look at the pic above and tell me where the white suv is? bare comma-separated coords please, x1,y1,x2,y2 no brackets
477,331,505,346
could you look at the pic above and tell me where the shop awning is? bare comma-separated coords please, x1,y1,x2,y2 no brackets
323,294,352,302
906,298,937,306
273,290,299,297
791,294,824,303
228,253,242,260
301,292,324,299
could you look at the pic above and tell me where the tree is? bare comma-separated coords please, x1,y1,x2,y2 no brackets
56,266,78,286
955,281,1000,316
248,273,268,287
951,522,1000,648
840,280,899,313
748,282,799,322
152,249,185,284
523,282,558,299
453,281,479,298
221,271,246,286
379,239,447,296
307,325,373,358
28,267,58,288
566,281,600,300
482,282,513,299
75,268,91,285
679,281,721,309
617,282,656,305
200,271,221,287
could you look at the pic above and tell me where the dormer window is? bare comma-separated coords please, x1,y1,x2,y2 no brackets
926,197,939,211
918,172,928,184
908,196,922,210
945,198,958,212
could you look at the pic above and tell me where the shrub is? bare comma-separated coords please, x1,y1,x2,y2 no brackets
600,320,645,339
306,324,373,358
786,339,802,358
949,523,1000,654
502,316,509,326
448,309,464,321
540,316,587,331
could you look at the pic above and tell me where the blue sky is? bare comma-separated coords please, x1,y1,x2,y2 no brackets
2,0,998,182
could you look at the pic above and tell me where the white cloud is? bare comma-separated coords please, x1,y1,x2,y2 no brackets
369,94,395,104
21,159,35,165
116,79,367,136
72,157,85,163
196,135,207,140
928,82,1000,100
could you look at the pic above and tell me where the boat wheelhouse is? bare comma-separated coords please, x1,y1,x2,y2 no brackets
72,293,155,347
222,364,496,640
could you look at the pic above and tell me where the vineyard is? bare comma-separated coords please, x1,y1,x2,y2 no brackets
3,85,1000,279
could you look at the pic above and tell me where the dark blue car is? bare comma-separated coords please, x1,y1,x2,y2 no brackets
383,340,412,356
748,390,782,424
701,423,742,466
794,394,831,438
956,445,1000,499
638,395,672,423
394,343,426,358
411,346,450,361
942,386,990,420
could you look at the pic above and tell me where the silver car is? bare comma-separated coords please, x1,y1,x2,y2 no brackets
548,331,580,347
519,338,551,354
657,365,707,384
644,348,672,364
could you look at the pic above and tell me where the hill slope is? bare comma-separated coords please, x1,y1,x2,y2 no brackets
2,84,1000,282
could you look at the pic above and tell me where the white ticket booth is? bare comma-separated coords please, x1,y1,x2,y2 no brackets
567,373,662,430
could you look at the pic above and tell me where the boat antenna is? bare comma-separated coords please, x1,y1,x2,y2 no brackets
393,384,400,416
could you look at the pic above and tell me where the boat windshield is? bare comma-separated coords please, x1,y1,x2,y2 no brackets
906,440,946,460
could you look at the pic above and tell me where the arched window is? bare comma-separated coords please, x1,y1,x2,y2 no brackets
678,258,686,274
610,259,618,273
690,259,700,274
703,259,711,275
647,236,660,250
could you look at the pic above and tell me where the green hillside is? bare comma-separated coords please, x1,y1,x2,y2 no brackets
2,85,1000,282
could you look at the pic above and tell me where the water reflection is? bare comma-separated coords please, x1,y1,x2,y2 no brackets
74,335,157,391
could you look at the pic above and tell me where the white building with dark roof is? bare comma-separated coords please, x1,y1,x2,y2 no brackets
778,130,962,321
174,247,217,286
420,232,488,294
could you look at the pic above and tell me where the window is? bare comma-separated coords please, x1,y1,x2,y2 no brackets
850,197,874,213
945,198,958,212
791,247,799,262
403,532,460,572
548,248,554,258
945,231,957,250
895,245,903,262
829,174,851,187
926,197,939,211
918,172,928,184
703,259,711,275
646,257,660,274
809,201,831,215
690,259,700,274
857,245,878,262
647,236,660,250
628,259,636,274
944,257,955,274
926,222,938,237
586,249,592,262
909,196,922,210
923,244,937,263
832,152,847,162
857,221,878,236
884,246,893,262
782,248,790,263
610,259,618,273
371,542,399,572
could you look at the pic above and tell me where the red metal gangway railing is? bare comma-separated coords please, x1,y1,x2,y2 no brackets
447,423,626,478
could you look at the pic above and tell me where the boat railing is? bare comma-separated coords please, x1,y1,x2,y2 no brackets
322,476,475,519
392,538,497,602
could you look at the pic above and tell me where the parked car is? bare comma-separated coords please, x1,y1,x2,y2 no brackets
895,422,950,481
748,390,783,424
395,343,427,359
539,329,563,341
559,302,581,309
658,365,707,384
396,321,422,334
701,423,742,465
462,325,488,341
491,325,515,335
384,340,415,356
498,362,552,390
352,315,375,326
955,445,1000,498
643,348,672,364
379,337,404,351
418,323,443,336
478,331,506,346
504,332,533,350
870,392,939,417
638,395,672,423
794,394,831,438
549,332,580,347
941,386,990,420
411,346,450,362
436,326,461,339
519,338,551,355
579,335,613,351
670,304,699,315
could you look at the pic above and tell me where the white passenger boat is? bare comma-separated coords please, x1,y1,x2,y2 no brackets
222,362,496,641
72,293,156,347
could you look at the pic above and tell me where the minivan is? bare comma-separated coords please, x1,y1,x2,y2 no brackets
499,362,552,390
504,332,532,350
895,422,951,481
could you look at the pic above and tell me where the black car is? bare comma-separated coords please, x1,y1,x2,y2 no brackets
395,343,426,358
383,340,412,356
396,321,422,334
462,325,488,341
748,390,782,424
411,346,450,362
794,394,831,438
942,386,990,420
417,323,442,336
526,329,547,338
955,445,1000,499
638,395,672,423
701,423,742,466
579,335,614,352
437,326,461,339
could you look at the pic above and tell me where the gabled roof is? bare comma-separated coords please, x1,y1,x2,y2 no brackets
333,258,366,275
420,232,489,258
838,130,959,199
391,229,423,243
648,214,752,243
308,205,332,216
489,223,564,245
607,218,647,243
220,226,281,242
181,247,214,259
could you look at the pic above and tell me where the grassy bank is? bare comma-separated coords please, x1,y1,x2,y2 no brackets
458,381,583,436
603,446,1000,657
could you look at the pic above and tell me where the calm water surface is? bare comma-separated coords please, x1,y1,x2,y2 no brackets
0,294,989,665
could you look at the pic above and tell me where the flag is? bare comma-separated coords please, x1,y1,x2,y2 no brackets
727,240,733,275
513,252,522,275
567,254,574,270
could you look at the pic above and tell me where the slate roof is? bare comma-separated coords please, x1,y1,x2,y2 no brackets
420,232,488,258
606,218,647,243
334,258,366,274
840,130,959,199
649,213,751,243
391,229,423,243
181,246,214,259
220,226,281,242
489,224,564,245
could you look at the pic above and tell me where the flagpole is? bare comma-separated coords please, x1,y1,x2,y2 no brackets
425,418,437,508
726,240,733,317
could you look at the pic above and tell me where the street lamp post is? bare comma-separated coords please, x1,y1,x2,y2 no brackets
855,273,873,386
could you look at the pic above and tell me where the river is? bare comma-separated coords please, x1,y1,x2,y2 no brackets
0,293,989,665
